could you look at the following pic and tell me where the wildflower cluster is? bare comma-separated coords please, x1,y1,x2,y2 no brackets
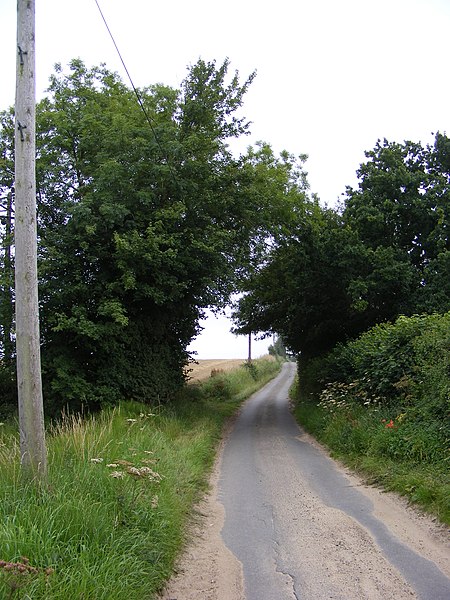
318,379,383,414
318,382,353,414
90,456,163,482
126,412,157,431
0,557,54,599
381,413,406,429
90,421,163,485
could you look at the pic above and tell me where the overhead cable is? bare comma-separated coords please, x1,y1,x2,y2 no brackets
93,0,177,180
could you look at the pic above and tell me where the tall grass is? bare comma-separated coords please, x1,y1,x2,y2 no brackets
0,357,280,599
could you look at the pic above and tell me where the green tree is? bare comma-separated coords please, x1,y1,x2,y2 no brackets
0,109,15,368
0,109,16,415
234,135,450,364
1,58,310,414
344,135,450,313
233,204,367,360
35,58,260,410
268,336,287,359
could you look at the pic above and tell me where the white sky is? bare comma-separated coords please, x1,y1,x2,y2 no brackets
2,0,450,358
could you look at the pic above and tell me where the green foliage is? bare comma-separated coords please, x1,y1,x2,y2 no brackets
233,134,450,360
0,358,278,598
199,357,280,402
268,335,287,359
0,109,15,377
234,205,366,358
343,135,450,315
294,312,450,524
0,59,302,414
323,312,450,421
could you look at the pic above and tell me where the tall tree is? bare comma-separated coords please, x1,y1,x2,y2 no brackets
233,205,367,359
234,135,450,362
1,58,310,413
344,135,450,313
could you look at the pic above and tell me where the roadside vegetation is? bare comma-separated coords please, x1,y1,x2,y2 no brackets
0,357,280,599
293,312,450,525
231,131,450,526
0,47,448,591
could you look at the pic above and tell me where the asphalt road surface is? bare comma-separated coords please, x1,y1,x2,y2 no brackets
219,362,450,600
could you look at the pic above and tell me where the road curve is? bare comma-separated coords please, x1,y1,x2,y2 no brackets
219,362,450,600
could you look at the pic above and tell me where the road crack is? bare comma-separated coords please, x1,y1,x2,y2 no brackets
271,507,300,600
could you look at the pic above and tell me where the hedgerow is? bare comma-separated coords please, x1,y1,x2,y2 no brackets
295,312,450,522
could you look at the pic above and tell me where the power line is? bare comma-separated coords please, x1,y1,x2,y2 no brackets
93,0,177,180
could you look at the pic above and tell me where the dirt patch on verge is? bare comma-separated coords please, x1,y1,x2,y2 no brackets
158,429,244,600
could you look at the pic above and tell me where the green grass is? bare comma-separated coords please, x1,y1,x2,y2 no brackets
292,377,450,525
0,357,281,599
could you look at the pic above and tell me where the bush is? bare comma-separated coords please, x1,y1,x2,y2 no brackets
200,358,280,403
322,312,450,418
294,312,450,523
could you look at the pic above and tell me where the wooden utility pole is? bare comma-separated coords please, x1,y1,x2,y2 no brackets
15,0,47,478
247,332,252,364
3,191,14,364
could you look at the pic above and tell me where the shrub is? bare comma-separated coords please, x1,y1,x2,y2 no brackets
295,312,450,522
323,312,450,417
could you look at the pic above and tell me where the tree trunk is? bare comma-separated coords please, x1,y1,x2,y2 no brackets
15,0,47,479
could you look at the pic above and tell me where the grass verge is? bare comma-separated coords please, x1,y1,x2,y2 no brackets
292,378,450,525
0,357,281,599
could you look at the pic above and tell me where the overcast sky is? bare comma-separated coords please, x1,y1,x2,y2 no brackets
2,0,450,358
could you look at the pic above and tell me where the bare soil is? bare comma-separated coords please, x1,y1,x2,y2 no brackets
159,429,450,600
159,427,245,600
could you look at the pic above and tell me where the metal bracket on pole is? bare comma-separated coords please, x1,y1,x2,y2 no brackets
17,121,27,142
17,45,28,66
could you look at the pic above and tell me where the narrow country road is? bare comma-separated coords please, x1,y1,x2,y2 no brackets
219,362,450,600
161,362,450,600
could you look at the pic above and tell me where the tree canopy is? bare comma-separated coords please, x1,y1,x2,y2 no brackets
0,58,310,414
233,134,450,360
2,57,448,415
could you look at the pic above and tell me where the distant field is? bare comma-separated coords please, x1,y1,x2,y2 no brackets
185,359,247,382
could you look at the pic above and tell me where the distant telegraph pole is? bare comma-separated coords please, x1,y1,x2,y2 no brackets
15,0,47,478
